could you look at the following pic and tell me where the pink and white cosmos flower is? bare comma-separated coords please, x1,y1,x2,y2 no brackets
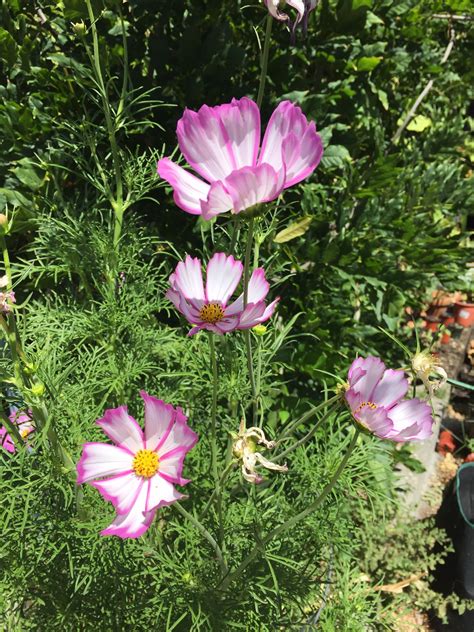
157,97,323,220
77,392,198,539
166,252,279,336
345,356,434,442
0,409,35,454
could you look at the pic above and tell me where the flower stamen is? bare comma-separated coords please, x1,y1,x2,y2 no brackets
199,303,225,324
354,401,377,416
133,449,159,478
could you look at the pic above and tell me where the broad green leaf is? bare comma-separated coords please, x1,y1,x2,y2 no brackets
357,56,382,72
0,28,18,68
406,114,432,132
274,217,313,244
12,158,43,191
378,89,389,110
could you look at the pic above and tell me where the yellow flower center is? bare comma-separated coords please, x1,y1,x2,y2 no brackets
199,303,225,324
133,449,159,478
354,401,377,416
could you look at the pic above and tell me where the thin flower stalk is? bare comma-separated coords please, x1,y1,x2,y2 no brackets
209,335,225,550
84,0,126,252
246,15,275,426
0,229,71,470
219,428,359,590
274,401,342,462
173,501,228,578
243,218,259,425
278,393,342,440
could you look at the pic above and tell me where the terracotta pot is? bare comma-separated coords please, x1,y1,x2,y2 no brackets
424,316,441,332
437,430,456,455
454,302,474,327
441,331,451,345
440,311,455,326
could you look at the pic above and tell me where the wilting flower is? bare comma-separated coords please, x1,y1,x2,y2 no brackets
157,97,322,219
412,350,448,399
345,356,434,442
0,409,35,454
77,392,198,539
264,0,318,36
166,252,279,336
232,420,287,484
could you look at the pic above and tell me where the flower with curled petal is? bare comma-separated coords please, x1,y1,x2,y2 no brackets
264,0,318,37
345,356,434,442
412,350,448,400
166,252,279,336
157,97,323,220
232,420,288,484
77,392,198,539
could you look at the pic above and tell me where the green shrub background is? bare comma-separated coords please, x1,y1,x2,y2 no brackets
0,0,472,629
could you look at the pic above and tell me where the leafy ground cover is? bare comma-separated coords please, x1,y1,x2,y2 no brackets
0,0,473,629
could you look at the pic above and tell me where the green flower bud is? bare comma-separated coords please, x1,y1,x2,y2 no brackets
72,21,86,36
31,383,45,397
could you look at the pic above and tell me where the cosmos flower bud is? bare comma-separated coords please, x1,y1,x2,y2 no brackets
0,214,8,234
72,21,86,36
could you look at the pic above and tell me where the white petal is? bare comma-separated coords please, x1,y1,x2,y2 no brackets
145,474,183,512
205,253,243,304
141,392,175,452
177,105,235,182
100,483,155,539
77,443,133,484
173,255,205,302
97,405,144,453
93,472,143,515
157,158,209,215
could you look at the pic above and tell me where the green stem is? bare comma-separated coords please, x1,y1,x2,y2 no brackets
199,461,235,521
173,502,228,577
278,394,342,441
85,0,124,250
209,335,224,550
243,219,258,425
274,402,341,462
219,428,359,590
229,217,240,255
256,15,273,109
243,217,254,308
0,236,72,471
0,410,22,445
447,377,474,392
